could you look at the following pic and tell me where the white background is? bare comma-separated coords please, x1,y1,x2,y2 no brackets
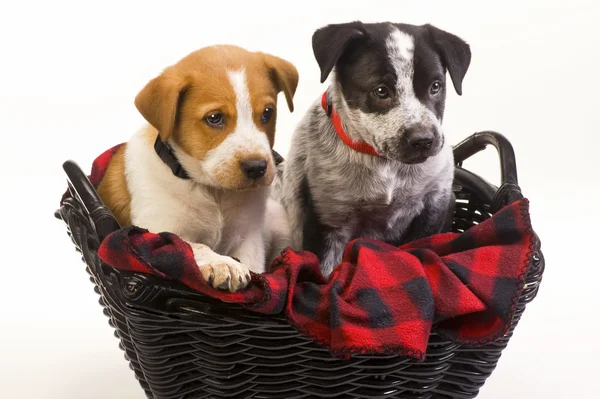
1,0,599,398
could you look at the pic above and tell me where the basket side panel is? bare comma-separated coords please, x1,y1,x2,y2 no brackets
58,198,154,398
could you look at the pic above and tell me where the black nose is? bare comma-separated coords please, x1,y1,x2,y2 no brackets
404,125,436,151
409,137,434,150
241,159,267,179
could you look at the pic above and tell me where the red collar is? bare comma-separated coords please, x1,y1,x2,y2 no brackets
321,91,381,157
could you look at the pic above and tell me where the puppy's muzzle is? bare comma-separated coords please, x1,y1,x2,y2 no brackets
241,159,268,180
397,125,441,164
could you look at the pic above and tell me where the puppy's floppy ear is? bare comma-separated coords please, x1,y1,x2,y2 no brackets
262,53,299,112
134,68,189,142
426,24,471,95
312,21,365,84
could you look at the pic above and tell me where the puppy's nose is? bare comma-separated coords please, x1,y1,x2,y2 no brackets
405,126,435,150
241,159,268,179
410,137,434,150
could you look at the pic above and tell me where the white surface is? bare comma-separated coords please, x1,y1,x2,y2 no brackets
1,0,599,398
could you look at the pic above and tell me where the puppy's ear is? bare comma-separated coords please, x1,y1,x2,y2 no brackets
426,24,471,95
134,68,189,141
262,53,299,112
312,22,365,84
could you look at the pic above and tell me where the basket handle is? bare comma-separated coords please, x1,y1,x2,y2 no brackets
62,160,121,241
452,131,523,210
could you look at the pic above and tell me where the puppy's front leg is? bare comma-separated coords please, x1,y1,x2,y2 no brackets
231,228,267,275
280,194,304,251
263,198,292,268
320,230,350,278
187,242,251,292
404,189,455,243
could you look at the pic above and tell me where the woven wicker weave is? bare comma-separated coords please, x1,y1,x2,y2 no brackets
55,131,544,399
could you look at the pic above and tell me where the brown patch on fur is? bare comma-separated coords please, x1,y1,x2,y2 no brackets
134,68,189,143
173,70,237,162
259,52,300,113
97,145,131,226
245,52,300,147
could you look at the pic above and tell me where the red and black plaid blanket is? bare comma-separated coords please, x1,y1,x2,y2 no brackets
63,145,536,360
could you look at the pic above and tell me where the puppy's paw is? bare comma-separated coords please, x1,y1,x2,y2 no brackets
189,244,251,292
200,257,251,292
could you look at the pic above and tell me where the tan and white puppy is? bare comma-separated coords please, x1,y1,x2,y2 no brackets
97,45,298,292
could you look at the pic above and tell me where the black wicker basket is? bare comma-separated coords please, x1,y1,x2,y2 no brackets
55,131,544,399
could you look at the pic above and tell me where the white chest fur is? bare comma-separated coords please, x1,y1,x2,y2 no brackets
123,130,267,252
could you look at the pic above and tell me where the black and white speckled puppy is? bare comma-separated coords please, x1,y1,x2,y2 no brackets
275,21,472,276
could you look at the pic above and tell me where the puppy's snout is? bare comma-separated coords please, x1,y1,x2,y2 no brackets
386,125,441,164
241,159,268,180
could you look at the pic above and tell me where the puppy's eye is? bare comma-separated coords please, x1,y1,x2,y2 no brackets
373,86,390,99
205,113,224,127
261,107,274,124
430,81,443,95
